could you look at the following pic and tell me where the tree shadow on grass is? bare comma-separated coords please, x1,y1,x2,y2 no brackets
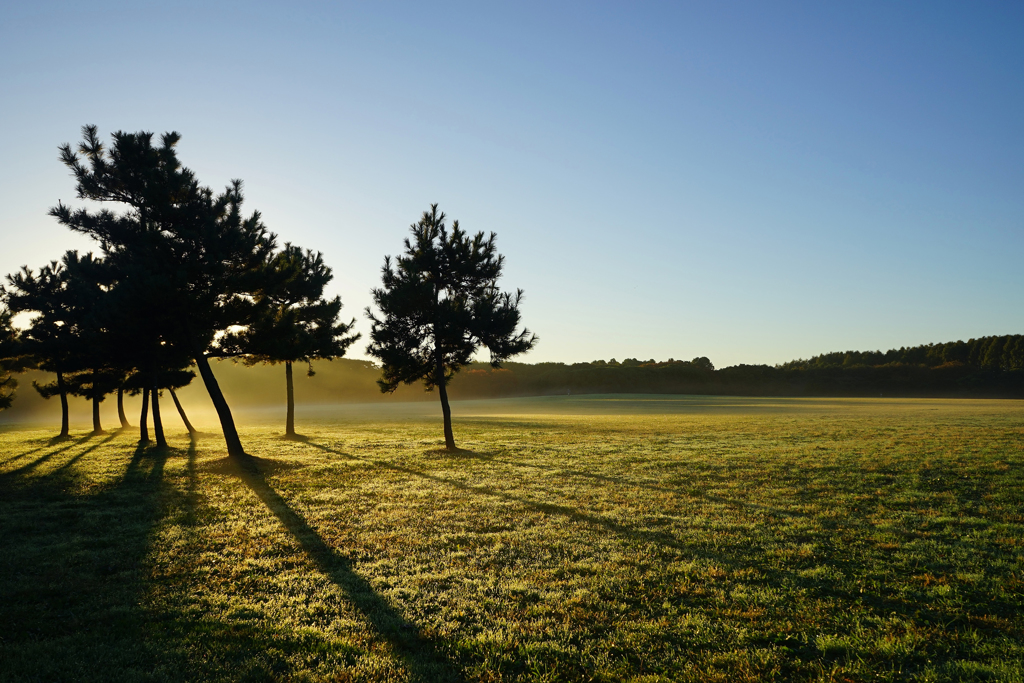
0,434,96,478
299,438,1024,678
0,434,80,468
222,455,464,683
423,446,475,456
48,432,123,475
277,433,310,442
307,441,1013,641
0,444,47,466
0,442,177,681
464,451,809,519
181,437,200,527
304,440,742,570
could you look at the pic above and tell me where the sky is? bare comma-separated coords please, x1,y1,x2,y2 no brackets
1,1,1021,368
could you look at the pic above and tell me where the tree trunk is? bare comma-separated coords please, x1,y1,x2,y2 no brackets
285,361,295,437
169,388,198,437
152,384,167,448
117,387,130,429
92,395,103,435
140,387,150,443
435,345,456,450
57,371,69,438
193,351,245,458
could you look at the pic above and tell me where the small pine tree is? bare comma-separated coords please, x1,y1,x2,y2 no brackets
219,244,359,438
4,254,98,437
367,205,536,450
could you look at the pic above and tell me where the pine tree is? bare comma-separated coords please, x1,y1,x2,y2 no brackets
3,255,96,437
0,308,19,411
124,367,198,441
49,126,277,458
57,253,123,435
218,244,359,438
367,205,536,450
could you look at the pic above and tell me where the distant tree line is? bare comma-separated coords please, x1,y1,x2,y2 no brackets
779,336,1024,372
439,340,1024,399
71,340,1010,404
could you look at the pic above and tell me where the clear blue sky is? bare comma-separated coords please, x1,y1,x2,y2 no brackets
2,1,1021,367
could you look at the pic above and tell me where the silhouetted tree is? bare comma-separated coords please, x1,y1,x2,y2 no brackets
103,260,192,445
3,255,98,437
5,252,132,435
0,308,19,410
168,388,197,438
367,204,536,450
123,361,196,446
116,384,131,430
50,125,277,458
64,369,122,435
52,253,125,435
219,244,359,438
160,368,199,438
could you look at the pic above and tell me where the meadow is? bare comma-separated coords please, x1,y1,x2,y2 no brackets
1,395,1022,682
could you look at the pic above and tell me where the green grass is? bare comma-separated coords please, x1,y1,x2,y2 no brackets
1,396,1023,682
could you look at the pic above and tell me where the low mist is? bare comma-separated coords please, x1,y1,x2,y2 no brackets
0,359,437,430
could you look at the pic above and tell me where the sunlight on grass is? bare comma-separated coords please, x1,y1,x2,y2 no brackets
1,397,1022,682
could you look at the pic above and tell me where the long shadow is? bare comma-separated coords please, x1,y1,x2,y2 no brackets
47,432,122,475
0,440,175,680
305,440,739,569
121,441,169,483
230,457,463,682
466,452,808,518
304,442,989,630
178,437,201,527
1,445,46,466
0,434,95,479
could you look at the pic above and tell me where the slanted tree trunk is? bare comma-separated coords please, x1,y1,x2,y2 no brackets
169,388,198,438
435,343,455,450
92,395,103,435
57,371,69,438
285,360,295,437
139,387,150,443
192,349,245,458
117,387,130,429
152,383,167,449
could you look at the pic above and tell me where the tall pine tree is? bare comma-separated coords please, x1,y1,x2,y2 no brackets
50,126,277,458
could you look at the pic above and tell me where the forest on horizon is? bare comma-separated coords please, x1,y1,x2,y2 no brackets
3,333,1021,422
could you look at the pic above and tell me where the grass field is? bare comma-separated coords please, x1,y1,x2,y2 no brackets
1,395,1022,682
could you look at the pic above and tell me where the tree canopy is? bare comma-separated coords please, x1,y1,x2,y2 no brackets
47,125,280,456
